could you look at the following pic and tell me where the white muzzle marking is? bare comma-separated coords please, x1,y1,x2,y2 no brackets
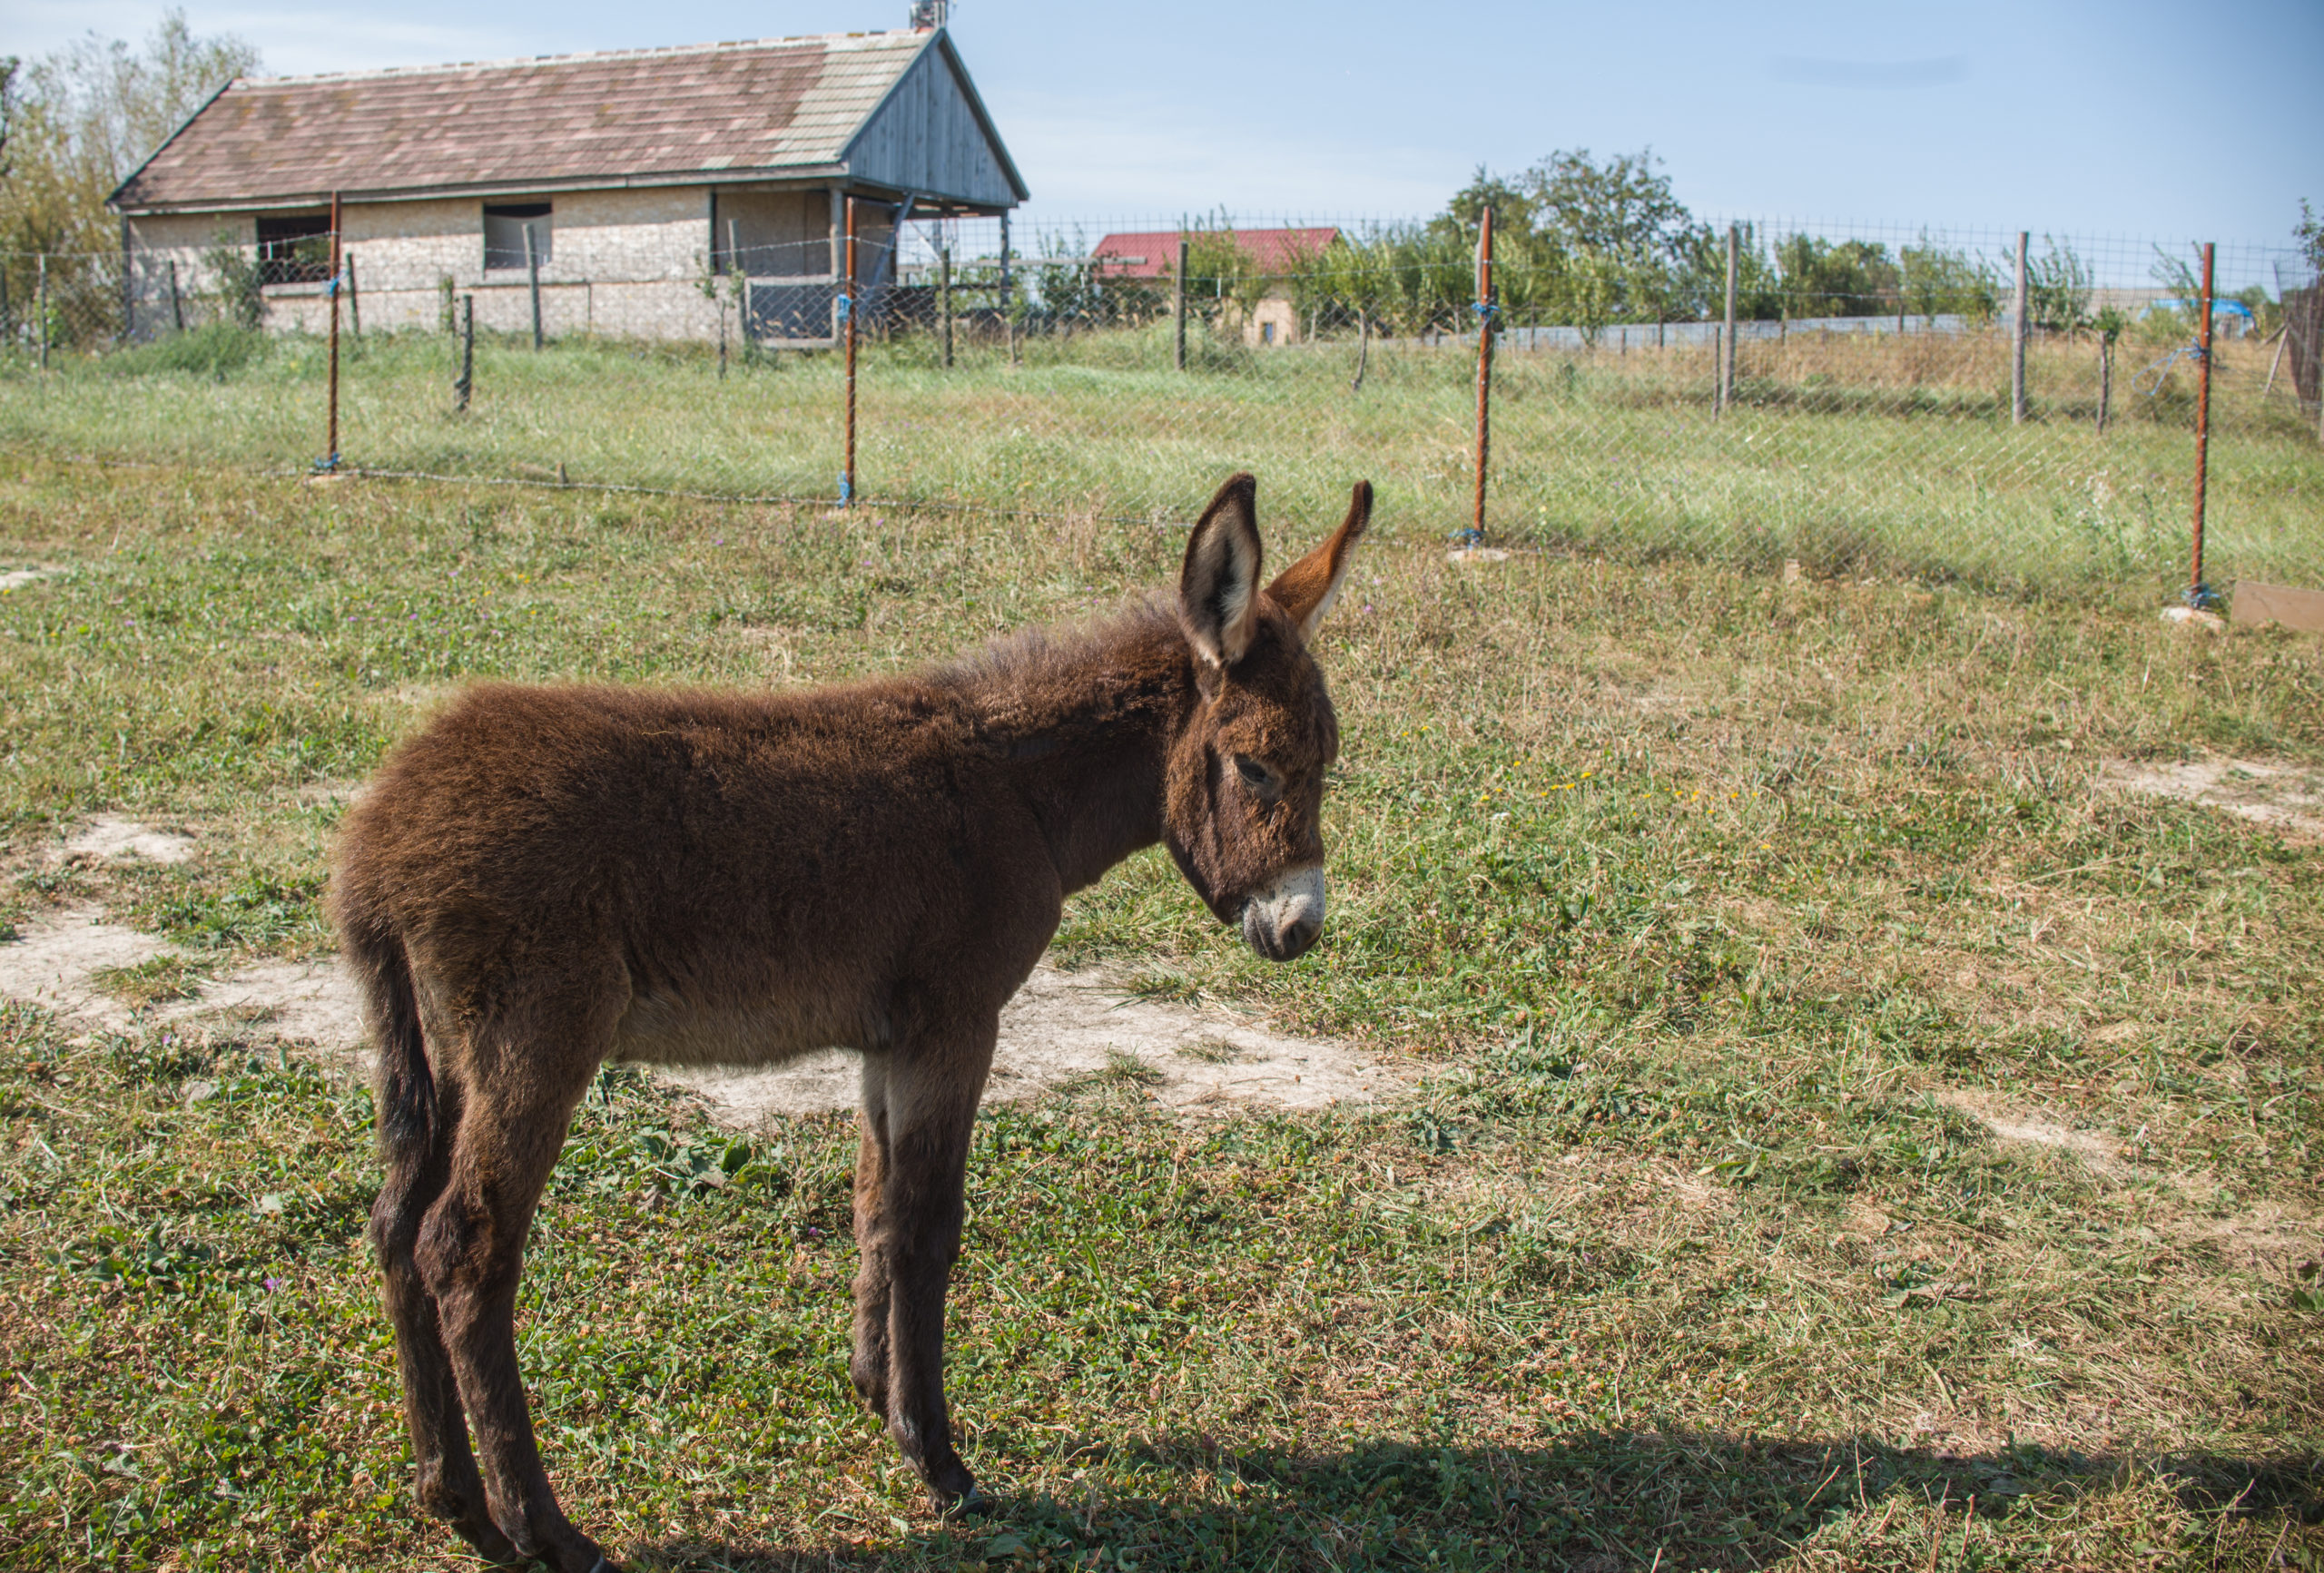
1243,865,1326,961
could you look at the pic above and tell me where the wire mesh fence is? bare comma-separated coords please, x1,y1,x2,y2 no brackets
2,215,2319,596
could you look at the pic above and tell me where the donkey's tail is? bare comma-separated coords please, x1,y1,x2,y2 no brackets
345,918,435,1173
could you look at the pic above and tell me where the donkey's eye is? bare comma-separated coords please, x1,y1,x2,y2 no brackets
1235,756,1279,796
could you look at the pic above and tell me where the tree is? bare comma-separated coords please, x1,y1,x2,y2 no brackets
0,57,18,179
1175,221,1271,331
1425,149,1722,330
1900,233,2000,324
2296,199,2323,281
1773,235,1901,320
2023,237,2093,333
1441,167,1532,242
1521,147,1699,262
1,13,257,254
0,12,257,346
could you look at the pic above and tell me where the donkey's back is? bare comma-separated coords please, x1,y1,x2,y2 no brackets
331,676,1062,1074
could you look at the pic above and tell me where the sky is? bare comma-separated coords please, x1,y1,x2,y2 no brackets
13,0,2323,267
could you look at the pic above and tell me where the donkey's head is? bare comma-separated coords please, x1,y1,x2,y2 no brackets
1164,473,1370,963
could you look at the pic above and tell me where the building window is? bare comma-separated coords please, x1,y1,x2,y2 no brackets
255,213,332,285
484,202,552,271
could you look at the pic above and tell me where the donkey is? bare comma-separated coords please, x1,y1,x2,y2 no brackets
330,472,1370,1571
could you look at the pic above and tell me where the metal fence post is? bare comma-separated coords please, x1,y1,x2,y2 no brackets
842,196,858,506
939,242,953,369
524,222,544,350
2189,241,2217,607
324,192,342,469
727,218,747,357
455,294,474,412
1174,231,1188,372
168,259,183,333
347,252,361,339
35,254,47,370
2012,231,2029,425
1471,206,1495,545
1718,223,1738,417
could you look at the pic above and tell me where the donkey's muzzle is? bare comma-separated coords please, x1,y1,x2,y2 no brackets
1242,866,1325,962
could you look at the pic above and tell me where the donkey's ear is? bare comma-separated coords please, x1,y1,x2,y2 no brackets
1265,479,1372,642
1180,472,1264,670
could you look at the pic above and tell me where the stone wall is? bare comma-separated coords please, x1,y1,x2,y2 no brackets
123,184,852,344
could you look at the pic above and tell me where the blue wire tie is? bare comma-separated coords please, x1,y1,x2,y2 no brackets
2184,581,2221,612
838,472,852,506
836,293,852,323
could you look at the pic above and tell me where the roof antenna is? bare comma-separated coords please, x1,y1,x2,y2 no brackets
909,1,949,29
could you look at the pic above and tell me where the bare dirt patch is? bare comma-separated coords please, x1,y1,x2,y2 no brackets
60,815,194,865
0,903,1398,1119
2100,756,2324,840
0,905,172,1027
664,965,1400,1123
166,959,368,1050
0,566,59,592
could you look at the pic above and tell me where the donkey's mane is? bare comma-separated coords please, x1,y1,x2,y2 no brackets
934,593,1181,713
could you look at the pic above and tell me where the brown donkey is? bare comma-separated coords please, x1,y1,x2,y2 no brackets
330,474,1371,1570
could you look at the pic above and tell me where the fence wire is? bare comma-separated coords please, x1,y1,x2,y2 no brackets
2,217,2319,595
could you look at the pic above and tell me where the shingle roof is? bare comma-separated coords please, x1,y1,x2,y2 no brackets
1092,229,1341,279
113,31,1000,212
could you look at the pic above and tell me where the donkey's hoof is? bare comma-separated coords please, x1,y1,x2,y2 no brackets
541,1529,619,1572
436,1502,525,1566
937,1483,994,1519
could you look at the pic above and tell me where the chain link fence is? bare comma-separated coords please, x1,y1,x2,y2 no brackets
2,217,2319,595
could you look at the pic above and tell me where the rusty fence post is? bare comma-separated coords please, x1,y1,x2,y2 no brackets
2189,241,2219,609
1469,205,1495,546
842,196,858,506
322,191,342,471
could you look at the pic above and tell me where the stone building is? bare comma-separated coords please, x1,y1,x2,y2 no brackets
108,27,1026,345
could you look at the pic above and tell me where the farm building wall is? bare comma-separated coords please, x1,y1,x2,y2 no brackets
123,184,895,345
842,44,1020,211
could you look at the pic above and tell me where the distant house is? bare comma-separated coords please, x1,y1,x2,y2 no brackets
108,28,1026,345
1092,227,1338,346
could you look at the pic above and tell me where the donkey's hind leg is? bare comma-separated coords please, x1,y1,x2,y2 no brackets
371,1068,523,1564
416,1008,613,1573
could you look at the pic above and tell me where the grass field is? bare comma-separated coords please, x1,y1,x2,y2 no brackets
1,447,2321,1571
2,316,2319,596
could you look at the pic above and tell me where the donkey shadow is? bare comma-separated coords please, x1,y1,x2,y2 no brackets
635,1426,2321,1570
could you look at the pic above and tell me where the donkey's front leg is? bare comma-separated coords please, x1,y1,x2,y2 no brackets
854,1027,994,1511
850,1054,895,1421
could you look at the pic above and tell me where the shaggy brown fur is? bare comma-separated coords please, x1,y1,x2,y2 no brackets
330,474,1370,1570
